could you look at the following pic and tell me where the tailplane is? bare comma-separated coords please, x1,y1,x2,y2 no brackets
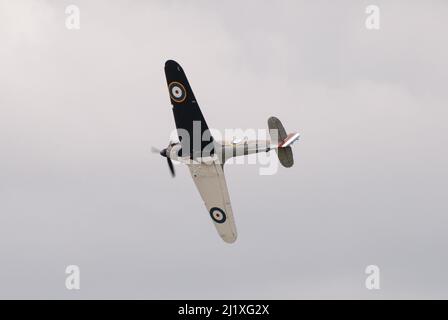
268,116,300,168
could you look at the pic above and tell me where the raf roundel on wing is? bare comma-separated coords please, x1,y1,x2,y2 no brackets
168,81,187,103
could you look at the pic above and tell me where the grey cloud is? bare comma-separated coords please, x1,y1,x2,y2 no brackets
0,0,447,298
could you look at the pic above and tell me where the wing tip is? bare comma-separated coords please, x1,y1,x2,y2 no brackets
165,59,182,71
221,232,238,244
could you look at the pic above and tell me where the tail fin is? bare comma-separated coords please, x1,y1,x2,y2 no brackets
268,116,299,168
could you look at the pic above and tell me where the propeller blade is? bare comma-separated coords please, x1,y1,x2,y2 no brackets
151,146,161,154
153,146,174,177
167,158,175,177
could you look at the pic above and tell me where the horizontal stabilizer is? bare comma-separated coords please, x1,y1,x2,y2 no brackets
277,147,294,168
268,116,298,168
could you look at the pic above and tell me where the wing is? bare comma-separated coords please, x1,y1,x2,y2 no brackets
187,161,237,243
164,60,214,159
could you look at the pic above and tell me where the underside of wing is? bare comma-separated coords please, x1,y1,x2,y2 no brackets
187,161,237,243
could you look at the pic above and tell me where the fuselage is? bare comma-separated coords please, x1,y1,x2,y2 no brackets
167,139,273,165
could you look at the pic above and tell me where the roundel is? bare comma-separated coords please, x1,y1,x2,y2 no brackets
209,207,226,224
168,82,187,103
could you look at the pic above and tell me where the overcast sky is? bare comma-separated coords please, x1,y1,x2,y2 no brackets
1,0,448,299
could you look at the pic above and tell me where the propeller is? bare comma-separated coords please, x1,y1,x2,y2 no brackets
166,157,175,177
152,146,175,177
150,146,161,154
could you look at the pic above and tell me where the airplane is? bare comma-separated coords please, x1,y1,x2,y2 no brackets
153,60,300,243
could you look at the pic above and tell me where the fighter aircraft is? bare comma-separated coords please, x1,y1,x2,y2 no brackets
153,60,300,243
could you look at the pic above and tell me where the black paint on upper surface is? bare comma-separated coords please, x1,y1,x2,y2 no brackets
164,60,214,158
